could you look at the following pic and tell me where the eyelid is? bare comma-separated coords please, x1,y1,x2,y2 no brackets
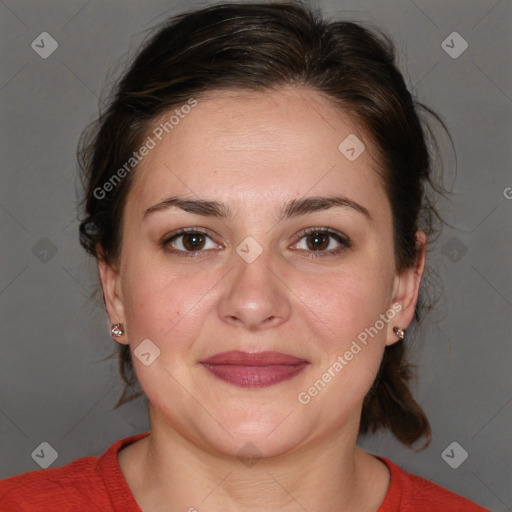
290,226,351,256
166,226,218,238
160,227,222,255
294,226,349,242
163,227,215,236
161,226,351,257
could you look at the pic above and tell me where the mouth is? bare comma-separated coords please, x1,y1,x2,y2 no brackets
200,351,310,388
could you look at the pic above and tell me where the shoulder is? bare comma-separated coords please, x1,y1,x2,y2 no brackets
0,455,103,511
0,432,149,512
378,456,491,512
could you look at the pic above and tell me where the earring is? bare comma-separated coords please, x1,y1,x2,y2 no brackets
393,326,406,340
111,323,125,338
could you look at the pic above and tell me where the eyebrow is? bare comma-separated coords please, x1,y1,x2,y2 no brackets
143,194,372,222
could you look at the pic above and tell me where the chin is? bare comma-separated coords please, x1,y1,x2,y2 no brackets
210,427,305,462
205,409,315,459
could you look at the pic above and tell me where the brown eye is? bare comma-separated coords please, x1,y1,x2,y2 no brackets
161,228,218,256
182,233,206,251
305,232,329,251
294,228,351,258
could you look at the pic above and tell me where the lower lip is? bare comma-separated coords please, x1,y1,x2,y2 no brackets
201,362,309,388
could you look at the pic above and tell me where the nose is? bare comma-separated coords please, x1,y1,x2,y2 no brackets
217,242,292,331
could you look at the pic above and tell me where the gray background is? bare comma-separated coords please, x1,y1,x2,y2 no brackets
1,0,511,510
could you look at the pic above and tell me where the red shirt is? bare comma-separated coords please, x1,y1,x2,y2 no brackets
0,432,490,511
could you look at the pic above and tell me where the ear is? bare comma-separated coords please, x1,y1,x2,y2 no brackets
97,245,128,345
386,230,427,346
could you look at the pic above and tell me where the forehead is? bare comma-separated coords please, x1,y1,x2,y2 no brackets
126,86,387,219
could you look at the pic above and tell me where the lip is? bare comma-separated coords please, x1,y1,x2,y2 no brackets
200,351,309,388
201,351,307,366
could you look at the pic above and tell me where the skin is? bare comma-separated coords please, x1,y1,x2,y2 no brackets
98,86,426,512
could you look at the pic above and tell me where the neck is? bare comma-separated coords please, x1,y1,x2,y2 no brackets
119,407,390,512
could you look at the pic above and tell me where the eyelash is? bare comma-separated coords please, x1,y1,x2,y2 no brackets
160,227,351,259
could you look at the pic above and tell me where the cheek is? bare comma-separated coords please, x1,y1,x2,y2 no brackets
301,278,391,416
324,263,395,401
120,250,221,355
300,258,394,349
120,253,183,343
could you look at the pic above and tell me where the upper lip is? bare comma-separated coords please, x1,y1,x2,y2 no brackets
200,351,308,366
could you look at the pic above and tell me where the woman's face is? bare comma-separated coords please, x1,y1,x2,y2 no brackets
100,86,423,458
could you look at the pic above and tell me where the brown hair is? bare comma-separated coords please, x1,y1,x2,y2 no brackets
78,0,449,449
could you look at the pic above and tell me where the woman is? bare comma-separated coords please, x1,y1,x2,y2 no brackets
0,1,490,510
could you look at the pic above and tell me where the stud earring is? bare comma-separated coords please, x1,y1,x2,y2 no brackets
111,323,125,338
393,326,406,340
